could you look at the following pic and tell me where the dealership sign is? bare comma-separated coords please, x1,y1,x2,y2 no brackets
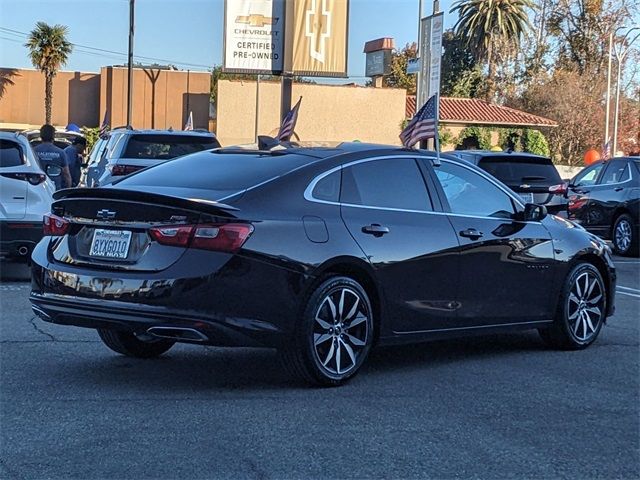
223,0,285,74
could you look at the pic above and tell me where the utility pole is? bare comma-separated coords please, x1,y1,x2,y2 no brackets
604,32,613,154
612,27,640,156
127,0,135,127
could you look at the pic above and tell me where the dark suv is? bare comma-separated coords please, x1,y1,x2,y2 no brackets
567,157,640,256
451,151,568,215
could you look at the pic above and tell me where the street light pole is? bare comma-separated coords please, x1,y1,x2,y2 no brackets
126,0,135,128
604,32,613,153
612,27,640,156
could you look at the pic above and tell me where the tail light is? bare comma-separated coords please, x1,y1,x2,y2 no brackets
43,213,70,236
568,196,588,213
1,172,47,185
149,223,253,253
110,164,144,176
549,183,568,195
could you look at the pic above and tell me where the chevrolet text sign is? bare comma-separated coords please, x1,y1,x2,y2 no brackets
289,0,349,77
223,0,285,74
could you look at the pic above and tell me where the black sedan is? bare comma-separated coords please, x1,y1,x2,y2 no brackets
30,143,616,386
567,156,640,256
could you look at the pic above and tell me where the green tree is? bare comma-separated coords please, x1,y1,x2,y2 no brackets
450,0,534,100
441,30,484,97
25,22,73,124
381,43,417,94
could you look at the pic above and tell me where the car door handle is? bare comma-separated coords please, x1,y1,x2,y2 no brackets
362,224,390,237
459,228,483,240
614,187,624,192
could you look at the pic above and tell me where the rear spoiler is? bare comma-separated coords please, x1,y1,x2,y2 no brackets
53,187,239,216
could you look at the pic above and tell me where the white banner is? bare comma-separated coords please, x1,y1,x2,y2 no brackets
428,12,444,98
223,0,285,74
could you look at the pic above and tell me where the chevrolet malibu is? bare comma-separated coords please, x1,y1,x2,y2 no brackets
30,143,616,386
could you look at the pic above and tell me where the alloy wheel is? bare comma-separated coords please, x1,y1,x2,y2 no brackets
313,287,370,376
614,218,632,253
567,271,604,342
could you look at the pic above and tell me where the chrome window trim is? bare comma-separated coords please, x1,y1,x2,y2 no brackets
304,155,537,222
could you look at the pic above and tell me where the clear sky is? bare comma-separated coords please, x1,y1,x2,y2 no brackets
0,0,455,82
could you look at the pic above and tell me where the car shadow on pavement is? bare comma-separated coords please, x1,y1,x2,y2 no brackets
58,331,548,391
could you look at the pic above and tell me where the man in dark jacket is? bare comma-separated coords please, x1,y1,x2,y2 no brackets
33,124,72,190
63,137,87,187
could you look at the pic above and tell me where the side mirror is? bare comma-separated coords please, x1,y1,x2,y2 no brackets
46,165,62,177
524,203,547,222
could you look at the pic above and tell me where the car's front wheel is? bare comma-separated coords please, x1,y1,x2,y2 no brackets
612,213,638,257
279,276,374,387
97,329,175,358
539,263,606,349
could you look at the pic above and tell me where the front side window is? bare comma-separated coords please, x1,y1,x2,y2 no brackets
600,161,631,185
434,161,515,219
573,163,604,187
340,158,431,211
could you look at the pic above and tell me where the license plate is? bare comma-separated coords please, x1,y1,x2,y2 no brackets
519,193,534,204
89,229,132,259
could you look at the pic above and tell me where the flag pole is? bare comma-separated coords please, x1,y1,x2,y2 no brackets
433,92,441,166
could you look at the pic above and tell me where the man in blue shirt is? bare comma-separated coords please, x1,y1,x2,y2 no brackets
63,137,87,187
33,124,72,190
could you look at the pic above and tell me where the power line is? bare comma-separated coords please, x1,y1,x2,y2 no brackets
0,26,213,69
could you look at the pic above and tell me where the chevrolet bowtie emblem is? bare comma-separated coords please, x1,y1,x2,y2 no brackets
96,209,116,220
236,14,278,27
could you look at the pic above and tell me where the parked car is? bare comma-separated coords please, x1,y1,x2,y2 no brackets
93,128,220,186
30,143,616,386
0,132,56,262
23,128,85,150
567,157,640,256
451,151,568,215
79,136,108,187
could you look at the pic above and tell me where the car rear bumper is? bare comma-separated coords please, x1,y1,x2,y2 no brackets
0,220,43,260
29,239,310,348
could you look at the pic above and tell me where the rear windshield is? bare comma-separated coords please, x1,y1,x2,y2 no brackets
0,140,24,168
118,151,316,191
478,156,561,185
122,134,220,160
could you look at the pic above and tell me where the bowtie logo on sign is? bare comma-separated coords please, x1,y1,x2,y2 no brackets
305,0,331,64
235,14,279,28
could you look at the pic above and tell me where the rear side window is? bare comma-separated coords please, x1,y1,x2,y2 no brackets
478,156,561,185
312,170,340,202
573,163,605,187
0,140,24,168
123,135,220,160
600,161,631,184
341,158,432,211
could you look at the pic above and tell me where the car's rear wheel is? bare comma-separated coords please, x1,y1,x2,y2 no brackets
612,213,638,257
539,263,606,349
97,329,175,358
279,276,374,387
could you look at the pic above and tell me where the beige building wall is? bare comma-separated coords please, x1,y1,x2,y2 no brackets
100,67,210,130
216,80,407,146
0,68,100,128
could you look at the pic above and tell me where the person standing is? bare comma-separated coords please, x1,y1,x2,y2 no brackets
33,124,72,190
63,136,87,187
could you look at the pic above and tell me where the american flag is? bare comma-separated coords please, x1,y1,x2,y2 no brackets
277,97,302,142
98,110,110,139
400,94,437,148
184,111,194,131
602,138,611,160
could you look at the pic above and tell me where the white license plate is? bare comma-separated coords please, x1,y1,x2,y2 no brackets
519,193,534,204
89,229,132,259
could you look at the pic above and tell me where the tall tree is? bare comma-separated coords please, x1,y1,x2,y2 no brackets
25,22,72,124
450,0,534,100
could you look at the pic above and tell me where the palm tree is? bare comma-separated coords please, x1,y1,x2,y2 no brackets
25,22,73,124
450,0,533,100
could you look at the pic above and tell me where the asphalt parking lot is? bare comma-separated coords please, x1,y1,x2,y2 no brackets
1,258,638,479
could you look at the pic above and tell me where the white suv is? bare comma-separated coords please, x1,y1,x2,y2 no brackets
0,132,56,262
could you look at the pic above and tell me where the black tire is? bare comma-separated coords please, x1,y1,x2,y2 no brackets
97,329,175,358
612,213,639,257
538,263,606,350
279,276,374,387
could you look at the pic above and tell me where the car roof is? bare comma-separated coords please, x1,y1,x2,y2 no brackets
453,150,549,160
109,128,216,137
0,131,30,143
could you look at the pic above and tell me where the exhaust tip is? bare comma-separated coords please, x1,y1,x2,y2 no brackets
146,326,208,342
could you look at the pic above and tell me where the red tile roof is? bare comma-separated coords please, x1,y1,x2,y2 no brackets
406,96,557,127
